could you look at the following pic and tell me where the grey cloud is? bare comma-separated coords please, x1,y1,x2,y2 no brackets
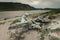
0,0,60,8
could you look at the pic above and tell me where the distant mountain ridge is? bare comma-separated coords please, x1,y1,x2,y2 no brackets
0,2,35,11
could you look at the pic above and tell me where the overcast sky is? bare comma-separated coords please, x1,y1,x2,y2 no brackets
0,0,60,8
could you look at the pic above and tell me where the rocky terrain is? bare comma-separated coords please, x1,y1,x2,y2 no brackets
0,10,60,40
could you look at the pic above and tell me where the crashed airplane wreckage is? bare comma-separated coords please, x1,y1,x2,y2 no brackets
8,13,51,31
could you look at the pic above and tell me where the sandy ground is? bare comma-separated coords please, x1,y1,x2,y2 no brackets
0,14,60,40
0,17,20,40
0,22,10,40
23,30,39,40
